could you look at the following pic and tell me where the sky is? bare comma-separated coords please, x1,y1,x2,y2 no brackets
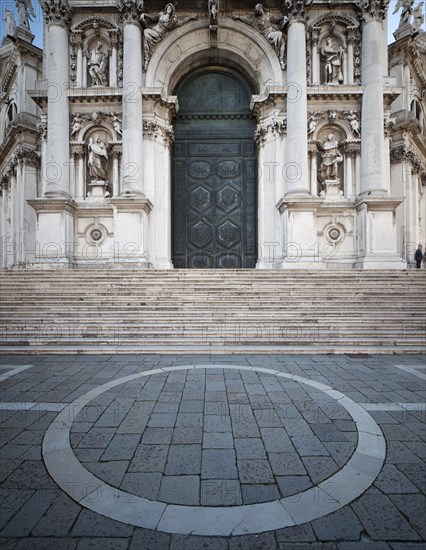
0,1,424,53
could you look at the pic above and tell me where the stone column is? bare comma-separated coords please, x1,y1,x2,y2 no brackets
109,31,118,87
118,1,144,195
346,28,356,85
345,152,354,198
76,148,84,199
358,0,389,196
311,28,320,86
74,31,83,87
41,0,71,198
285,1,309,196
112,148,120,197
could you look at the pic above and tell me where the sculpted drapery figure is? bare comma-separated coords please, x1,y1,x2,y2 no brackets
233,4,288,70
141,4,197,70
392,0,415,26
321,38,344,84
88,42,108,87
319,133,343,181
88,135,109,181
15,0,35,29
3,8,16,35
412,2,424,31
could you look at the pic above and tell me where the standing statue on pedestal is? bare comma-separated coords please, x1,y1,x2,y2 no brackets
88,135,108,182
412,2,424,31
321,37,344,85
141,4,197,71
233,4,288,70
88,42,108,87
3,8,16,35
15,0,35,29
393,0,415,26
319,133,343,181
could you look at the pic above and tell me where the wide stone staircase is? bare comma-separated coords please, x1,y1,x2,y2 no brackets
0,269,425,354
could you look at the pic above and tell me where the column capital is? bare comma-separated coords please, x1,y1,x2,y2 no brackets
284,0,311,24
40,0,71,28
356,0,390,23
117,0,144,25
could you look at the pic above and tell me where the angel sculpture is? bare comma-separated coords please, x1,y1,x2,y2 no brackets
393,0,415,26
307,112,322,137
3,8,16,35
15,0,35,29
141,4,197,71
412,2,424,31
233,4,288,70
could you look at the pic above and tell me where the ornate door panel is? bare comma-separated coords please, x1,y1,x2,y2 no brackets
172,69,257,269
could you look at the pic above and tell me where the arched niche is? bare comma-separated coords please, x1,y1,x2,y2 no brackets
83,127,114,198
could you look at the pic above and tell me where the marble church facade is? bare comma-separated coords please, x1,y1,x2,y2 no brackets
0,0,425,269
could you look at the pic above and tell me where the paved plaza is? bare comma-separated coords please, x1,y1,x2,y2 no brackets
0,353,425,549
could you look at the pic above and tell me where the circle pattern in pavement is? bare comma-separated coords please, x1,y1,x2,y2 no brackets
43,365,386,536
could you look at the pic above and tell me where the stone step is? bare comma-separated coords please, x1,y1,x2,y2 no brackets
1,269,425,354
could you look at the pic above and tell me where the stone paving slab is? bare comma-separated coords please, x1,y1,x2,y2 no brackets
0,353,425,548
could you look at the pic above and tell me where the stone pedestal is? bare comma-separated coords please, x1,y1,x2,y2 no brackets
14,26,35,44
87,180,109,200
320,180,344,201
354,198,407,269
110,197,153,266
27,199,76,268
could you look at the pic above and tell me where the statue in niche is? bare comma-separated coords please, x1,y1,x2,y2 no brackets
319,133,343,181
344,110,361,137
233,4,288,71
3,8,16,35
412,2,424,31
141,4,197,71
321,37,343,85
393,0,415,26
15,0,35,29
88,42,108,87
88,134,109,182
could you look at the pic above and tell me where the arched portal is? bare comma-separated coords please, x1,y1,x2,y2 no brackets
172,67,257,269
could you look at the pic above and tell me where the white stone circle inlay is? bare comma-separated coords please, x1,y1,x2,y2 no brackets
42,365,386,536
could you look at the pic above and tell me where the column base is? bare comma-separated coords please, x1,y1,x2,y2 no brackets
44,191,72,199
354,254,407,270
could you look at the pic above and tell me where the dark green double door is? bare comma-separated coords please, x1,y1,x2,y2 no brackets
172,69,257,269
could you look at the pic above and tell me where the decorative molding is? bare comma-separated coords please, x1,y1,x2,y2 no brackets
69,111,122,139
40,0,71,28
72,16,119,32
